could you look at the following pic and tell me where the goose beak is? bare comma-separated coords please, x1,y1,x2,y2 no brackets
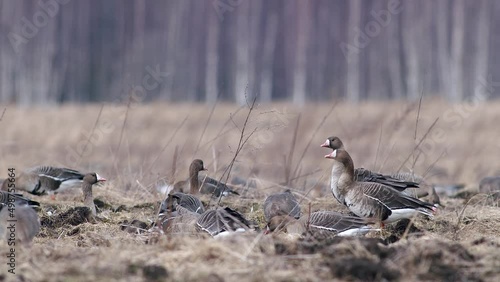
264,226,271,235
96,174,106,182
202,166,207,171
320,139,330,148
324,152,334,159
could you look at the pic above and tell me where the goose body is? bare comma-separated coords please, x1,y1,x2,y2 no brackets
160,192,205,215
0,192,40,244
81,173,106,216
325,149,436,224
0,191,40,209
321,137,419,192
174,159,239,197
0,205,40,244
196,207,251,237
1,166,85,196
267,211,376,237
263,190,301,222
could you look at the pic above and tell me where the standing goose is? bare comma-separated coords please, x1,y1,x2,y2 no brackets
266,211,376,237
0,192,41,244
1,166,85,196
81,173,106,216
263,190,301,223
174,159,239,197
325,149,436,225
321,136,419,192
196,207,251,237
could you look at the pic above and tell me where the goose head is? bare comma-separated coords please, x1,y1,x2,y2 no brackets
189,159,207,175
320,136,344,150
324,149,355,179
82,173,106,216
265,215,294,234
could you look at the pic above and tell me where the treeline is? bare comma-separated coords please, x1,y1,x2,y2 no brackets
0,0,497,105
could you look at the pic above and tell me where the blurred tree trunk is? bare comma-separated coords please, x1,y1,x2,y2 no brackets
292,1,310,105
205,7,219,103
388,11,403,99
345,0,361,102
450,0,465,101
234,1,250,105
402,3,421,100
260,8,277,103
473,0,490,98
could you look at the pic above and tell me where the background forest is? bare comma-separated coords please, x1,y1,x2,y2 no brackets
0,0,497,105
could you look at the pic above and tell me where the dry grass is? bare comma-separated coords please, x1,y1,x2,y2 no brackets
1,100,500,281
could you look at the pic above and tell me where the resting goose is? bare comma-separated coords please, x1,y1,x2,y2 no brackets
263,190,301,223
81,173,106,216
174,159,239,197
325,149,436,225
479,176,500,198
266,211,376,237
159,192,205,215
0,191,40,208
1,166,85,196
321,136,419,192
196,207,251,237
0,192,41,244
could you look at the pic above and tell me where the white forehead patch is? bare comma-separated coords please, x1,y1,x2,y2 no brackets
326,139,330,147
332,149,337,158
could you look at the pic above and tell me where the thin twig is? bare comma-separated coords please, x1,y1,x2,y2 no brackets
397,117,439,173
373,125,383,169
214,96,258,207
148,115,189,172
0,108,6,122
286,114,301,185
193,102,217,157
115,96,132,157
422,149,447,179
411,93,424,170
291,103,336,181
78,104,104,166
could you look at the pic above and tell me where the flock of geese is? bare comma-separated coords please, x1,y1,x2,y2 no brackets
0,135,451,244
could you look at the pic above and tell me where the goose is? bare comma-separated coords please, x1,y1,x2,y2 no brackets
321,136,419,192
174,159,239,197
81,173,106,216
266,211,376,237
1,166,85,196
0,191,40,209
157,204,201,234
0,192,41,244
159,192,205,215
389,172,441,205
479,176,500,200
196,207,251,237
325,149,436,225
263,190,301,223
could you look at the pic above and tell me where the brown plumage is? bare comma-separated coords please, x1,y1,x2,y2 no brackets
321,136,419,192
1,166,85,196
325,149,436,224
266,211,375,237
263,190,301,223
174,159,239,197
81,173,106,216
196,207,251,237
0,192,40,244
0,205,40,244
